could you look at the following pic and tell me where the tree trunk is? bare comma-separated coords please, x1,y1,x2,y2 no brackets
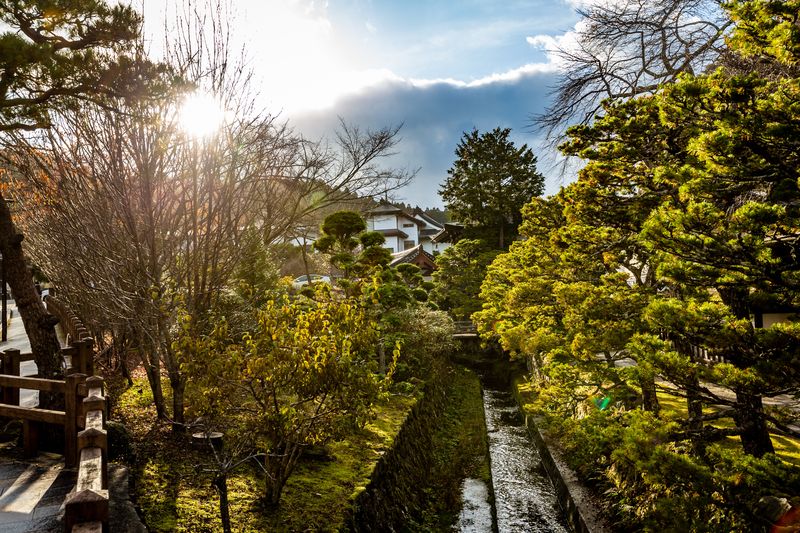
498,222,505,249
264,472,285,507
734,390,774,457
640,374,659,414
0,197,62,382
263,443,302,507
686,376,705,456
717,287,774,457
378,342,386,375
300,239,312,283
143,354,166,418
170,370,186,433
213,474,232,533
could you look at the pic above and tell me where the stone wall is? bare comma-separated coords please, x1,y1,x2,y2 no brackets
512,384,612,533
348,372,448,531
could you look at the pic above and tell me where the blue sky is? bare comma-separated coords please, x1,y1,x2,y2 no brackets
143,1,585,207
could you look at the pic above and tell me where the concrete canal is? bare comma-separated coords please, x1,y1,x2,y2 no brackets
458,383,568,532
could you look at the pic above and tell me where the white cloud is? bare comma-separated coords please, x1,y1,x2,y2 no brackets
526,17,589,71
408,62,558,89
139,1,566,114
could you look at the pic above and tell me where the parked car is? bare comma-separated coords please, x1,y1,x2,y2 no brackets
291,274,331,291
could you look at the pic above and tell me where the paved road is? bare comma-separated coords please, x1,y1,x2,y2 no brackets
608,355,799,433
1,300,67,407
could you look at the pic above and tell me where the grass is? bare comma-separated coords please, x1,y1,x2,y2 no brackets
112,375,418,533
655,390,800,467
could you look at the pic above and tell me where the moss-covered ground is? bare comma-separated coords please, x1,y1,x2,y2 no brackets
113,375,418,532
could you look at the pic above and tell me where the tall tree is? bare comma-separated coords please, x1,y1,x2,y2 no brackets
439,127,544,249
537,0,731,140
0,0,145,379
7,2,412,428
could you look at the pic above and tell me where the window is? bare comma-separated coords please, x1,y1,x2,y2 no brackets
404,240,415,250
386,247,394,253
402,223,414,228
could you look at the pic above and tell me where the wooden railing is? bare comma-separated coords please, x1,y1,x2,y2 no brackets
64,375,108,533
664,335,729,366
0,295,108,532
453,320,478,336
44,295,88,341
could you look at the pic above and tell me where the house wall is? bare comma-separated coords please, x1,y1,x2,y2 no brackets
385,236,401,253
367,212,423,252
433,241,451,254
370,215,397,231
762,313,794,328
397,215,419,245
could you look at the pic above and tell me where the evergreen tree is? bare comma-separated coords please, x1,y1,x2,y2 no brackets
431,239,499,321
439,127,544,249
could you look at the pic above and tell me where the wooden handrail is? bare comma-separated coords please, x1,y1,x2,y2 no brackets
3,295,108,532
0,404,66,424
65,376,108,533
0,374,66,393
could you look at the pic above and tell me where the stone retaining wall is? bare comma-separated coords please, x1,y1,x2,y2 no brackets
513,386,611,533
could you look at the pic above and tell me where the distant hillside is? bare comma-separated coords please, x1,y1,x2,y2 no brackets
393,202,450,224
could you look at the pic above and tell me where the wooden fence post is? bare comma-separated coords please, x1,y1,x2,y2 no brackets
72,341,86,377
84,376,105,424
64,373,85,468
66,374,108,532
80,339,94,376
62,346,76,375
2,349,20,406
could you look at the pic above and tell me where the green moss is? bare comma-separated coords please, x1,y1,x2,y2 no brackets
425,366,492,525
116,376,417,533
354,365,490,531
114,365,494,532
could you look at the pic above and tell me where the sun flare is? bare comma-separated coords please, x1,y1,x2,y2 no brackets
177,92,228,138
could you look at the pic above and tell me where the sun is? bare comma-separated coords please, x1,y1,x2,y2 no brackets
177,91,228,138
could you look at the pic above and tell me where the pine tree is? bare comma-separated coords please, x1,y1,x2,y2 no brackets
439,127,544,249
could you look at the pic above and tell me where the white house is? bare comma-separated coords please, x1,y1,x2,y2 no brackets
365,202,452,255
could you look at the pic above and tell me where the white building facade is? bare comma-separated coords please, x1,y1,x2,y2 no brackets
365,202,451,255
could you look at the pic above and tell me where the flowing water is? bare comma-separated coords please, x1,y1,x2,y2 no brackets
458,386,568,532
456,478,494,532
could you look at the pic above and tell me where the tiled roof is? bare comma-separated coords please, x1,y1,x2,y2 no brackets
375,228,409,238
366,202,427,227
390,244,436,267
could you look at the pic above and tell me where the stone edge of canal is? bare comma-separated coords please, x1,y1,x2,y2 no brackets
511,379,613,533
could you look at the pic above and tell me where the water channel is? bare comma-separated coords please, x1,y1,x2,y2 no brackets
458,386,568,533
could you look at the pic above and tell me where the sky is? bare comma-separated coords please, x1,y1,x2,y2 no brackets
141,1,585,207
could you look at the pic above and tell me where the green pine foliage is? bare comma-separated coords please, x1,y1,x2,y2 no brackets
431,239,500,320
478,2,800,530
0,1,154,131
439,127,545,249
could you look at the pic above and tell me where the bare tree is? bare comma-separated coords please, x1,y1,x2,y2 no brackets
537,0,731,139
0,1,149,385
7,1,412,429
